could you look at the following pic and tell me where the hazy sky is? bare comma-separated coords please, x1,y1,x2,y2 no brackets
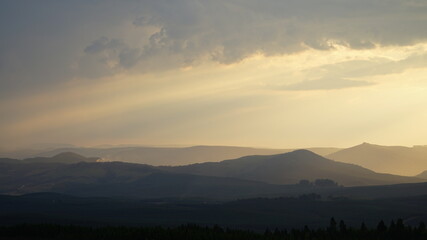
1,0,427,150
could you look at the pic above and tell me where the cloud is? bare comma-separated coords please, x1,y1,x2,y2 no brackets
84,37,125,54
126,0,427,66
283,77,373,91
82,0,427,75
83,37,141,69
277,52,427,90
308,52,427,79
1,0,427,95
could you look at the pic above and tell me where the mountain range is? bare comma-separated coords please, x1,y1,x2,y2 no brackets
327,143,427,176
1,150,424,199
4,143,426,177
1,146,340,166
162,149,421,186
0,161,289,199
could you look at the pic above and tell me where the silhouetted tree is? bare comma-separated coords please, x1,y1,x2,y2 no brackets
1,219,427,240
339,220,347,233
328,217,337,232
418,222,426,232
377,220,387,232
314,179,338,187
298,179,312,186
390,220,396,231
264,228,272,236
396,218,405,232
360,222,367,232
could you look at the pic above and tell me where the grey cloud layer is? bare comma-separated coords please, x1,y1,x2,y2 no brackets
1,0,427,94
126,0,427,64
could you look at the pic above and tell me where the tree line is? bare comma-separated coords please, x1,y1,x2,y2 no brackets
0,218,426,240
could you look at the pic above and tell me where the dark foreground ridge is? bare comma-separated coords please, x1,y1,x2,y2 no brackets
1,220,426,240
2,193,427,230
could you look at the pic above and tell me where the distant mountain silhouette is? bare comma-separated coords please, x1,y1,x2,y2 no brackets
23,152,100,164
163,150,422,186
0,152,99,165
417,170,427,179
0,161,297,199
327,143,427,176
0,158,20,164
33,146,340,166
1,150,423,199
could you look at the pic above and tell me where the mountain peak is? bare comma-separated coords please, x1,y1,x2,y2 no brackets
52,152,86,160
283,149,326,160
290,149,318,154
416,170,427,179
360,142,376,146
24,152,99,164
167,148,421,186
351,142,383,149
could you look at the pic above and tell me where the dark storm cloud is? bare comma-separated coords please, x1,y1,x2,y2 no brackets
1,0,427,95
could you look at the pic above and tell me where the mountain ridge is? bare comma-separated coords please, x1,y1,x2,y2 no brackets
0,160,296,199
3,146,340,166
327,142,427,176
417,171,427,179
162,149,423,186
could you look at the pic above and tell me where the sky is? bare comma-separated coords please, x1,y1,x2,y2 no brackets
1,0,427,151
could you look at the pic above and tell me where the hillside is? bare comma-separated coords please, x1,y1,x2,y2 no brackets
23,152,100,164
32,146,340,166
0,158,20,164
0,152,99,165
417,171,427,179
327,143,427,176
164,150,423,186
1,150,423,199
0,161,296,199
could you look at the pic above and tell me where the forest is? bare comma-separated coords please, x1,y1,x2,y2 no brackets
1,219,426,240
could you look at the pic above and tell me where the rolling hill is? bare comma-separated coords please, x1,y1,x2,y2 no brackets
29,146,340,166
0,152,99,165
23,152,100,164
0,158,20,164
1,150,424,200
417,171,427,179
327,143,427,176
163,149,423,186
0,160,297,199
